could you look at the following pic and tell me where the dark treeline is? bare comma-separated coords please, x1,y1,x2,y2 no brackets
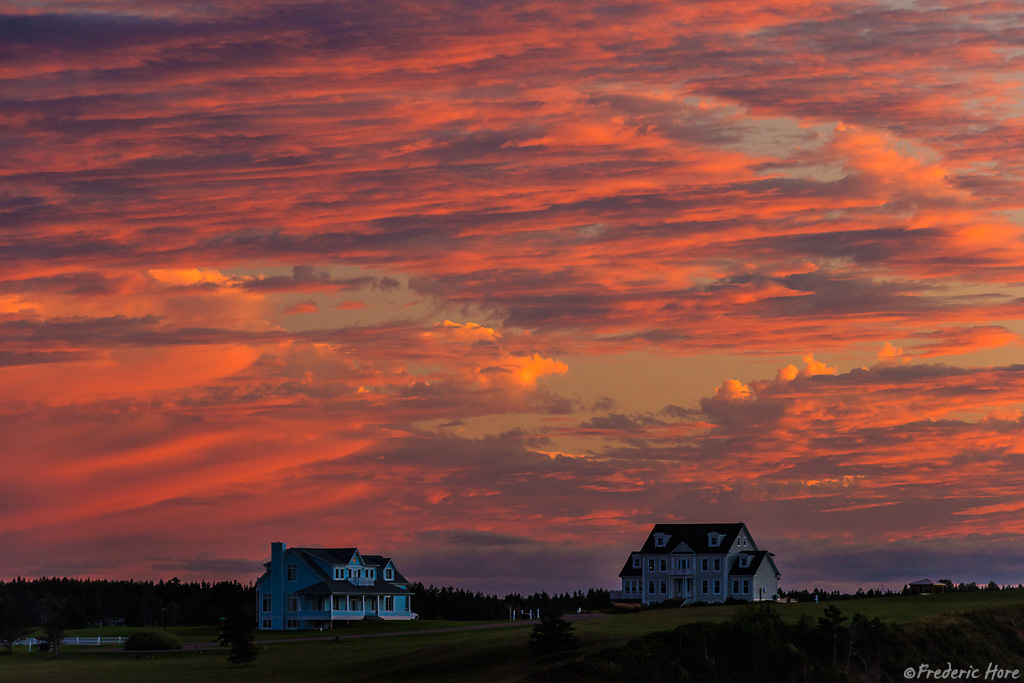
784,579,1017,603
534,602,1024,682
410,584,611,621
1,577,610,627
0,577,255,627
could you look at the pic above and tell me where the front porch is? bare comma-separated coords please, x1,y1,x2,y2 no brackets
285,593,416,628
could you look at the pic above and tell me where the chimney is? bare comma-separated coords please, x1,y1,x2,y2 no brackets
271,542,286,629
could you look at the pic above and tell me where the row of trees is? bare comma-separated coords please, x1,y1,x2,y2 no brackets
0,577,611,630
0,577,255,629
783,579,1015,603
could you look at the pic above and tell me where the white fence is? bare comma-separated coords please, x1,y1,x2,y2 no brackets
62,636,128,645
14,636,127,651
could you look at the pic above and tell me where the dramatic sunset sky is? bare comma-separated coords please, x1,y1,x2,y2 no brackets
3,0,1024,595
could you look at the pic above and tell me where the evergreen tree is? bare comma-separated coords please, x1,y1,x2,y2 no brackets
218,611,259,666
528,610,581,657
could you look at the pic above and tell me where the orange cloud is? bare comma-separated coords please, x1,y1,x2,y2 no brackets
284,299,319,314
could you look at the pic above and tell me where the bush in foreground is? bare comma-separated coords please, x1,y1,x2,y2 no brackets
125,630,183,651
528,611,581,658
219,612,259,666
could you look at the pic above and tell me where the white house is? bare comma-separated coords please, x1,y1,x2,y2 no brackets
256,542,417,630
612,523,780,605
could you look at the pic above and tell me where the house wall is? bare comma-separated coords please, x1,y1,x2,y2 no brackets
751,561,779,601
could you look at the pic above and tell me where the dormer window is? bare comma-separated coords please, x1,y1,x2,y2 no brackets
654,533,669,548
739,555,750,568
334,567,342,580
385,568,394,581
632,556,641,569
708,533,720,548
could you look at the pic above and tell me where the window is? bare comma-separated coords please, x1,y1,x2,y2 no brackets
261,619,271,629
287,564,297,581
739,555,749,568
385,568,394,581
334,567,342,580
743,580,750,593
713,580,721,594
701,580,708,594
679,558,689,571
648,559,655,571
660,581,667,594
311,596,324,610
385,596,394,611
732,580,740,594
701,558,709,572
713,558,721,572
655,535,666,547
659,559,667,572
648,581,655,594
708,533,720,547
633,556,641,569
287,594,297,612
286,619,298,629
262,594,272,612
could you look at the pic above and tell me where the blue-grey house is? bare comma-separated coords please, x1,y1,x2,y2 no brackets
612,523,780,605
256,542,417,630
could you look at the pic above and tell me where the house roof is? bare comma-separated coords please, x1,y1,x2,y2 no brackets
728,550,779,578
361,555,410,584
268,547,410,589
618,553,642,577
282,548,409,589
639,523,748,554
296,547,359,566
296,579,412,597
908,579,941,586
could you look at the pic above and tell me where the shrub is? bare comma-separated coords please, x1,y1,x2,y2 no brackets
528,611,581,657
125,631,183,651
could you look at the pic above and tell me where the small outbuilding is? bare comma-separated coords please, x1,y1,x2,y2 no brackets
907,579,945,595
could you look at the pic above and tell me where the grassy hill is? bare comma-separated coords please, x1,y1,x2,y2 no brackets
2,589,1023,682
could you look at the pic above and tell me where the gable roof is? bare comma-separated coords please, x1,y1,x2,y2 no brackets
639,523,747,554
908,578,941,586
618,552,642,577
296,548,360,566
257,547,412,588
728,550,779,577
361,555,410,584
295,578,412,596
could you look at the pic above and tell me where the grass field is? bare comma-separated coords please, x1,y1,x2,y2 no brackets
3,589,1023,682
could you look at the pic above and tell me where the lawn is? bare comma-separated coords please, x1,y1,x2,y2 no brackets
3,590,1022,682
